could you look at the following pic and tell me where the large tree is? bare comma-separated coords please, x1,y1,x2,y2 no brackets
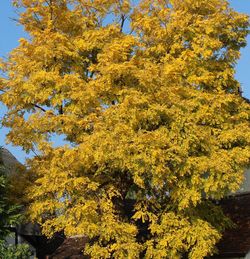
0,0,250,258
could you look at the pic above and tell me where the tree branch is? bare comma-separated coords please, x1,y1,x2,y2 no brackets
120,14,126,33
30,103,47,112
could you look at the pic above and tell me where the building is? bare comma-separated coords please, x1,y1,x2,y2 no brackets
211,169,250,258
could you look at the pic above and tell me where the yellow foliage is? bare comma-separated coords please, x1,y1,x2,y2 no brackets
0,0,249,258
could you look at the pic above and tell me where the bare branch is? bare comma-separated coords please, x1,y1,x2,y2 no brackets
30,103,47,112
120,14,126,32
58,104,63,115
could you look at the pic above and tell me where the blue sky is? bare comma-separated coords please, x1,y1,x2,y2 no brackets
0,0,250,163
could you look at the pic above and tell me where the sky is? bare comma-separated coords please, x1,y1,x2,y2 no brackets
0,0,250,163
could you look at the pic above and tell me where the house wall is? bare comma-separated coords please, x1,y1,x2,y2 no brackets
246,250,250,259
243,169,250,192
238,169,250,193
223,168,250,195
5,233,16,246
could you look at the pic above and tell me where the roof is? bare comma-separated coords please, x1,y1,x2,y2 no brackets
49,236,88,259
0,147,21,175
17,222,42,236
216,192,250,257
21,233,64,259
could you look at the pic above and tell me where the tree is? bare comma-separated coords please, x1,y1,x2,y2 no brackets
0,0,249,258
0,161,20,242
0,153,31,258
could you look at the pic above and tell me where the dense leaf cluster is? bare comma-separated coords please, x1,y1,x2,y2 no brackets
0,0,249,258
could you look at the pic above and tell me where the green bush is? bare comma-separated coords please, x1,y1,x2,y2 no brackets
0,241,31,259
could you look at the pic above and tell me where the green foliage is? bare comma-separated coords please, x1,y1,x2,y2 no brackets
0,154,31,259
0,241,31,259
0,163,22,240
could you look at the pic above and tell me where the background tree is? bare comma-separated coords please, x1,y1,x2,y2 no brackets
0,0,249,258
0,151,31,258
0,160,20,242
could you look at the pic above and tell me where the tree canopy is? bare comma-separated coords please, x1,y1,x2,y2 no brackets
0,0,250,258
